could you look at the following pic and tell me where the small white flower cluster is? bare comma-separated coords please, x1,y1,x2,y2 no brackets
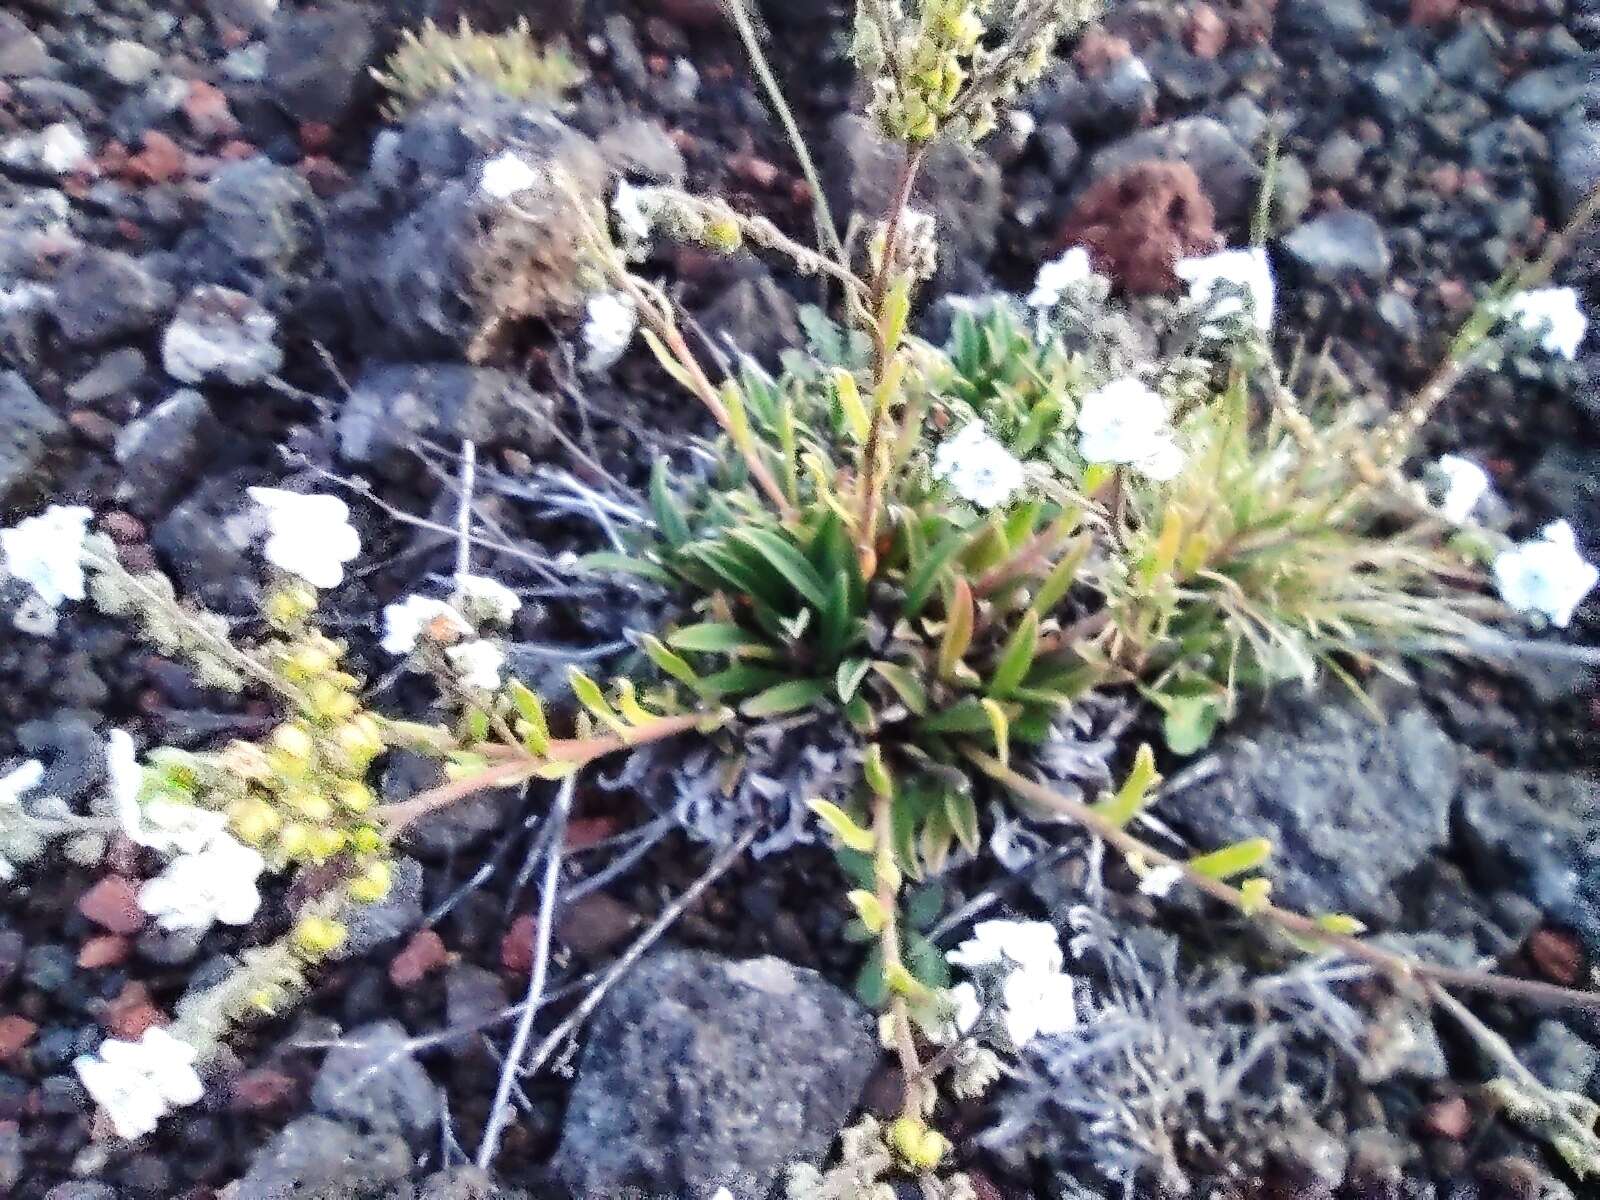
938,919,1078,1052
1076,377,1183,482
933,423,1027,510
1505,286,1587,361
109,730,265,932
1175,247,1276,335
1493,520,1599,629
249,488,361,590
1,504,92,637
1432,454,1494,525
381,574,522,693
580,291,639,376
74,1027,204,1140
1026,246,1095,311
0,759,47,881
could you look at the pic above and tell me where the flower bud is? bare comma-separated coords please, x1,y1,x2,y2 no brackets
230,798,282,846
348,859,393,904
889,1116,948,1170
307,679,359,722
348,825,385,855
265,583,318,630
307,826,347,862
331,715,384,769
292,915,347,960
278,822,313,860
271,721,316,763
704,216,742,254
220,740,272,782
334,780,375,815
284,788,333,824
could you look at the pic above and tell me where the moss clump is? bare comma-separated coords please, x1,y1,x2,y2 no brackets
372,17,583,118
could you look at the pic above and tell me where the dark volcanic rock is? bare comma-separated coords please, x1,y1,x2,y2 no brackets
310,1020,440,1140
1086,116,1260,226
550,948,878,1199
162,285,283,386
49,249,176,348
263,1,376,124
0,370,65,503
336,362,555,478
233,1115,413,1200
1175,694,1460,924
180,157,323,313
114,391,223,518
1281,209,1391,281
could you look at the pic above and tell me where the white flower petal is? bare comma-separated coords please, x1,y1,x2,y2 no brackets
1077,377,1184,480
1027,246,1094,309
1175,247,1275,334
447,639,506,691
580,291,638,376
138,834,264,933
1506,287,1587,360
381,595,472,656
1435,454,1492,525
249,488,361,589
0,504,92,608
1493,520,1600,628
933,424,1026,510
1137,863,1184,898
947,919,1064,975
479,150,541,200
456,574,522,624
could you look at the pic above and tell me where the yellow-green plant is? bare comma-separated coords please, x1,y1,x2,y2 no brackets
372,17,583,117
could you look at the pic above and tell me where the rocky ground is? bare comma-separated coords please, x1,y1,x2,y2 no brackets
1,0,1599,1197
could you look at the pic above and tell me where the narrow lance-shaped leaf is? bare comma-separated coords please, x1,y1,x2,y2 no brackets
863,743,893,799
836,657,871,702
668,622,762,653
613,679,658,727
731,528,831,611
507,680,550,755
809,799,875,853
741,678,828,717
847,889,887,934
577,551,676,586
937,577,975,680
1314,913,1367,936
980,698,1010,767
650,459,690,549
880,276,912,358
1029,533,1092,619
988,608,1039,698
870,661,928,715
640,328,696,392
902,527,971,619
569,668,629,736
944,789,980,853
1187,837,1273,881
640,634,705,695
835,369,870,444
1090,743,1160,828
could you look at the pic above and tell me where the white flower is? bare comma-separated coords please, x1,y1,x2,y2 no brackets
1175,247,1275,334
248,488,360,589
456,573,522,624
1076,377,1184,481
1434,454,1492,525
1,759,45,879
109,731,228,858
580,291,638,375
479,150,541,200
1027,246,1094,309
1,504,92,608
947,919,1064,975
74,1027,204,1140
1493,520,1599,629
933,423,1027,510
919,981,983,1047
1137,863,1184,898
447,639,506,691
999,968,1078,1049
613,180,654,247
137,833,264,932
1506,286,1587,360
380,594,473,656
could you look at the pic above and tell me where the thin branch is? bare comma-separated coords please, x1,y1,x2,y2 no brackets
453,440,477,586
515,824,759,1081
476,773,576,1169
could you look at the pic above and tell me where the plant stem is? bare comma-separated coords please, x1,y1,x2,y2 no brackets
380,711,707,832
968,749,1600,1012
873,788,926,1119
723,0,847,269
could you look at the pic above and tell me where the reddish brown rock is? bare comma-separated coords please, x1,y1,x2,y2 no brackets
0,1016,38,1064
1074,29,1133,76
1418,1095,1472,1140
184,80,238,139
1526,927,1584,985
78,935,132,969
125,131,186,184
102,982,162,1039
77,876,146,935
298,121,333,154
730,153,781,190
388,929,450,988
558,893,638,959
1056,160,1221,293
100,511,146,544
1186,4,1229,57
501,913,537,974
564,816,620,852
229,1068,298,1112
1409,0,1460,25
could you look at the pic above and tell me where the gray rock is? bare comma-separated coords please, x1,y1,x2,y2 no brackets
43,1185,119,1200
17,713,105,804
1506,64,1590,124
1553,121,1600,219
1032,58,1156,136
1280,0,1383,53
1434,19,1499,91
263,1,375,123
1175,695,1459,923
1268,156,1313,232
67,348,149,405
1281,209,1391,281
183,157,322,312
1038,124,1081,183
1357,47,1437,125
233,1115,413,1200
1468,117,1548,176
310,1020,440,1140
162,285,282,385
336,362,555,478
596,117,687,184
1377,290,1420,340
341,856,424,955
115,391,222,517
1315,132,1366,184
827,113,1002,293
151,468,264,612
103,40,161,86
0,370,65,503
1087,116,1260,225
1,123,90,176
550,948,878,1200
1215,95,1270,150
1516,1019,1599,1094
1529,446,1600,550
50,248,175,347
1147,43,1228,104
697,268,801,367
1269,1121,1349,1199
0,14,48,77
415,1167,525,1200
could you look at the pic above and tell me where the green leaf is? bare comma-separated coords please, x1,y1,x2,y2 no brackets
668,622,761,653
870,661,928,715
903,882,946,931
1188,837,1273,881
987,609,1039,698
836,657,871,702
944,788,980,853
507,681,550,755
855,942,888,1008
650,459,690,550
834,370,870,443
902,528,970,619
1091,743,1159,829
880,276,912,357
863,743,893,798
810,799,876,853
847,889,887,934
701,663,791,697
1315,913,1367,936
568,668,628,736
1014,397,1063,455
918,698,993,734
731,528,830,611
937,578,974,679
641,328,696,392
980,698,1010,766
1161,694,1221,755
1029,534,1091,618
640,635,703,694
836,846,877,889
741,678,828,717
905,931,951,991
577,552,675,587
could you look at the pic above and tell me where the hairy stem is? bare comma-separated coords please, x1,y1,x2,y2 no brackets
873,788,926,1120
969,749,1600,1012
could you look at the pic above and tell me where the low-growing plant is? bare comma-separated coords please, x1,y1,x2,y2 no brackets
5,0,1600,1187
371,16,583,118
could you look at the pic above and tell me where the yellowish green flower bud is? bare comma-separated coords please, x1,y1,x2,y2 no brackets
348,825,385,855
704,216,742,254
285,788,334,824
265,583,318,630
278,822,313,860
889,1116,948,1170
348,859,393,904
334,780,375,815
271,722,316,763
230,798,282,846
292,915,347,960
307,679,359,722
307,826,347,861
